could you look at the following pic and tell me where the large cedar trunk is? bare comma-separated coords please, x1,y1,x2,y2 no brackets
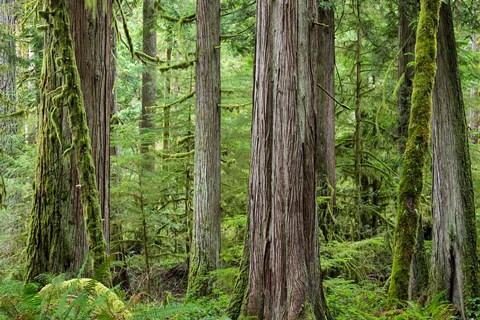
240,0,330,318
67,0,114,259
397,0,417,154
431,4,478,318
26,0,110,284
317,1,336,242
187,0,221,298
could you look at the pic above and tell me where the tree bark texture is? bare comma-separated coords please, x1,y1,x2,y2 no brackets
397,0,417,154
388,0,441,302
187,0,221,298
431,4,478,318
140,0,156,154
317,1,336,242
26,0,110,284
0,0,17,145
239,0,330,318
67,0,114,259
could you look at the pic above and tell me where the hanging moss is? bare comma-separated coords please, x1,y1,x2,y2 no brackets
388,0,441,303
25,0,110,285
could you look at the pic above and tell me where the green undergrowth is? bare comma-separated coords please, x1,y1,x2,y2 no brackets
321,236,392,282
325,278,455,319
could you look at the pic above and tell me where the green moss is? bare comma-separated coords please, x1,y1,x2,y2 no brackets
388,0,441,303
186,256,212,300
25,0,110,285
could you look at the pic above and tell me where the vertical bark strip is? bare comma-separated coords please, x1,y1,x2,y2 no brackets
239,0,330,318
0,0,16,146
187,0,221,298
353,0,363,238
140,0,156,154
317,1,336,242
388,0,441,302
431,4,478,317
67,0,114,260
397,0,417,154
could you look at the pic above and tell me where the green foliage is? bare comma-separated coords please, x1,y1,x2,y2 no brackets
39,277,131,319
0,279,40,320
322,237,391,281
325,279,455,320
391,293,454,320
132,301,230,320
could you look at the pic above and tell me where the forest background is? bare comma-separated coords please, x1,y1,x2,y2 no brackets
0,0,480,319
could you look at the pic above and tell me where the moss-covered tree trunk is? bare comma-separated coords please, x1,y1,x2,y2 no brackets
397,0,417,154
187,0,221,298
430,4,479,318
25,0,110,284
317,0,336,242
388,0,441,302
235,0,330,318
0,0,17,149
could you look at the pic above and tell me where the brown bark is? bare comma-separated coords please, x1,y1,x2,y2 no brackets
187,0,221,298
0,0,17,146
26,0,111,284
140,0,157,154
431,4,478,318
67,0,114,259
240,0,330,318
317,1,336,242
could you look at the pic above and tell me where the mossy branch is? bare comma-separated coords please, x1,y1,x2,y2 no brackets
152,90,195,109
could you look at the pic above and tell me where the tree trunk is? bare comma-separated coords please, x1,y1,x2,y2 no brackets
431,4,479,318
239,0,330,318
388,0,441,302
317,0,336,242
397,0,417,154
141,0,156,155
354,0,363,240
67,0,114,262
25,0,110,285
187,0,221,298
0,0,17,148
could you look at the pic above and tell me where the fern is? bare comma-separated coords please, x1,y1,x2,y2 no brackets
132,302,231,320
0,279,40,320
321,237,389,281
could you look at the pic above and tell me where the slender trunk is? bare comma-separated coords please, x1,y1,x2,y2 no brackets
388,0,441,302
0,0,16,148
431,4,478,317
397,0,417,154
163,46,171,150
187,0,221,298
354,0,363,239
141,0,157,154
317,1,336,242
